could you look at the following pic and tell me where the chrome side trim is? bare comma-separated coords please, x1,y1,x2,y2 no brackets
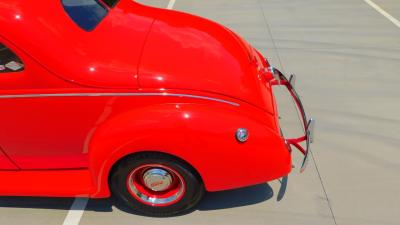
0,92,240,106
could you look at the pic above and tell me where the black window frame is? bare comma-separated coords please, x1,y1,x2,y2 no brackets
101,0,120,8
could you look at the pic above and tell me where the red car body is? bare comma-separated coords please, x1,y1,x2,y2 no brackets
0,0,313,200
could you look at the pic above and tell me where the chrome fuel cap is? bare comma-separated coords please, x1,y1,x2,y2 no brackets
143,168,173,192
236,128,249,143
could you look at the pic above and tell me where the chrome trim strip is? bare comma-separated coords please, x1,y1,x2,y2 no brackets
0,93,240,106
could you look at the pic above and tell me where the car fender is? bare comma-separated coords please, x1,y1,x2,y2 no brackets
88,100,291,197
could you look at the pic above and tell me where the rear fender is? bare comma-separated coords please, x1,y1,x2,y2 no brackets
88,102,290,197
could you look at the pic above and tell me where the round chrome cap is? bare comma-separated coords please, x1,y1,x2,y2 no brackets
143,168,173,192
236,128,249,143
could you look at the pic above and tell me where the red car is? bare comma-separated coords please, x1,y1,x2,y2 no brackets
0,0,314,216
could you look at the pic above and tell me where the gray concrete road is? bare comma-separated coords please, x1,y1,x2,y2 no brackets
1,0,399,225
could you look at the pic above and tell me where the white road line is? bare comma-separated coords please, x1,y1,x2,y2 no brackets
363,0,400,28
62,198,89,225
167,0,176,9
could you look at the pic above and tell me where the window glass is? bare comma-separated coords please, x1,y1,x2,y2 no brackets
0,43,24,73
62,0,108,31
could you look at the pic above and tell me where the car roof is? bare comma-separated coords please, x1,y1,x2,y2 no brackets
0,0,155,88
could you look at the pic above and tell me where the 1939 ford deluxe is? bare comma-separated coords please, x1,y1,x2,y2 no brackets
0,0,314,216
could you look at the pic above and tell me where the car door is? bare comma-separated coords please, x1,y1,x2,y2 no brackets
0,41,23,170
0,39,110,170
0,146,18,170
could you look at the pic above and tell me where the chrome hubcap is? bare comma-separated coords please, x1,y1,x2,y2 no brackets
143,168,173,192
126,164,186,206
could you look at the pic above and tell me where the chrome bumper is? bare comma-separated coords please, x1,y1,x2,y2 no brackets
269,67,315,172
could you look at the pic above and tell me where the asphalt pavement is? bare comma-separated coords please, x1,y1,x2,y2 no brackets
1,1,399,225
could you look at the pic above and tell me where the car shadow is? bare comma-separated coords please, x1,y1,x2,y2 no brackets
0,196,72,210
0,176,288,215
197,183,273,211
197,176,288,211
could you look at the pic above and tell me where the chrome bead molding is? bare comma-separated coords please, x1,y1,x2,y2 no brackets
0,92,240,106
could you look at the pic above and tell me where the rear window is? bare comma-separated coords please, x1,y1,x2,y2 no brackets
62,0,120,31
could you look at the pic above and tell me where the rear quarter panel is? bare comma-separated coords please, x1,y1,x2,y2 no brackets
87,94,291,197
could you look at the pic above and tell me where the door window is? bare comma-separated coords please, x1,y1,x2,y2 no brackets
0,43,24,73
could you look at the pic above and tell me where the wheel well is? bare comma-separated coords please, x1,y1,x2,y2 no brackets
108,151,204,187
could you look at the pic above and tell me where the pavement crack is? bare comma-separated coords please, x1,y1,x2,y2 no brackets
258,3,339,223
258,0,286,73
311,152,338,225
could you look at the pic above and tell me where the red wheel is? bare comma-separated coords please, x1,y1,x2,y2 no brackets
126,164,186,207
110,153,204,217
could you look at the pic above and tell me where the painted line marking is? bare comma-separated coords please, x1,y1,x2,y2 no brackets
63,198,89,225
363,0,400,28
167,0,176,9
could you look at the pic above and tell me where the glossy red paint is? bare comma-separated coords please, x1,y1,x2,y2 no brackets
138,9,276,113
0,147,18,170
0,0,306,199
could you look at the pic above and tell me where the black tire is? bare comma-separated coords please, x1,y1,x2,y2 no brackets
109,152,205,217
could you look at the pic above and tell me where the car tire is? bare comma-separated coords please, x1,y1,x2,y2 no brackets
110,152,205,217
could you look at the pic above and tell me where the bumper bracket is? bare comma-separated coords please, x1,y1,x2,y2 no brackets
269,67,315,172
